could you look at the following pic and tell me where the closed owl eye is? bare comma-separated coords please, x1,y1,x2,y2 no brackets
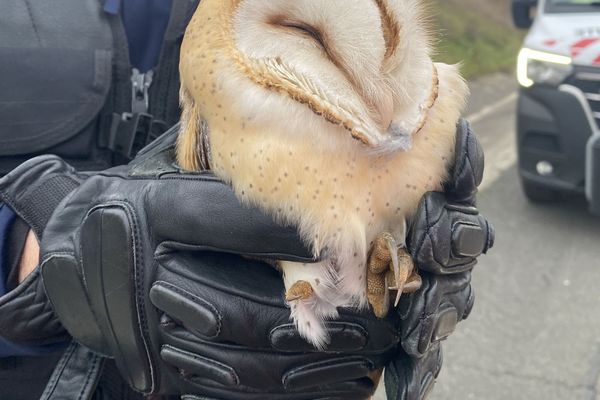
274,19,327,50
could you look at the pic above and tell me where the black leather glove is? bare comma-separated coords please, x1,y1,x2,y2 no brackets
410,119,494,278
385,119,494,400
0,158,85,346
151,249,397,399
385,343,443,400
39,133,400,399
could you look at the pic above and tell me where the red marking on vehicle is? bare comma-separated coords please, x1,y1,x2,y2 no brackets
544,39,557,47
571,38,599,57
593,55,600,65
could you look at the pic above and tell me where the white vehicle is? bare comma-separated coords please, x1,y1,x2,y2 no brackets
512,0,600,214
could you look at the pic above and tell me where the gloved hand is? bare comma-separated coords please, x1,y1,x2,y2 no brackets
150,249,398,399
385,119,494,400
37,132,400,399
0,158,86,346
409,119,494,278
385,343,443,400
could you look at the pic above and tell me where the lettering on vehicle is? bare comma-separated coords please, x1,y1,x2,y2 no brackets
575,27,600,37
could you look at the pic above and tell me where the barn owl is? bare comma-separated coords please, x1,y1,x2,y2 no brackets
177,0,468,349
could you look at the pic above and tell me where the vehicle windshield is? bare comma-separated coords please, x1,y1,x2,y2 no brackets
546,0,600,13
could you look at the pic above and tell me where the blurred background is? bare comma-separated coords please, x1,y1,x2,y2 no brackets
377,0,600,398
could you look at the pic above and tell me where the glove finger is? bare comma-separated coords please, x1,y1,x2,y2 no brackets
151,250,301,350
182,396,222,400
177,382,372,400
147,175,316,262
152,250,398,354
161,342,375,390
385,343,443,400
160,343,376,398
445,119,484,204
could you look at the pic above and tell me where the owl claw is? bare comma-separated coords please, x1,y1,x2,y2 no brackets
403,272,422,293
395,248,415,306
382,275,391,317
367,234,423,316
389,242,401,306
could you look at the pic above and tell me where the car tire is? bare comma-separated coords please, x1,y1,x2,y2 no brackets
522,180,560,202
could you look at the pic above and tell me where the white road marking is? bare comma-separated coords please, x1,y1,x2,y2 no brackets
466,92,518,125
479,123,518,191
466,92,519,191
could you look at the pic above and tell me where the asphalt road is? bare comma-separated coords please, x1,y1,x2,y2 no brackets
376,73,600,399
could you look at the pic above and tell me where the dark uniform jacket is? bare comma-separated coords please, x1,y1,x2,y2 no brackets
0,0,199,398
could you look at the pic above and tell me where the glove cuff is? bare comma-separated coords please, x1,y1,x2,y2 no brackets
0,267,69,345
0,155,84,239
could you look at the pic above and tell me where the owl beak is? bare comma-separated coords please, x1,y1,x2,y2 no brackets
346,101,411,152
349,126,388,148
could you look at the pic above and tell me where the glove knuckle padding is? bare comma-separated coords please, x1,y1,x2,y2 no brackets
397,272,472,358
409,192,496,275
410,193,473,274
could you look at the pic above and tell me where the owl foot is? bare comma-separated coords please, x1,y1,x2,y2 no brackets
367,233,422,318
285,280,315,302
286,280,338,350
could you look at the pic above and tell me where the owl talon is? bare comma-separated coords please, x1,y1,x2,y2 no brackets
367,234,423,315
403,272,422,293
285,280,315,302
394,247,414,306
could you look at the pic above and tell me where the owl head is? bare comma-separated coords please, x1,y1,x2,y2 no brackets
178,0,437,170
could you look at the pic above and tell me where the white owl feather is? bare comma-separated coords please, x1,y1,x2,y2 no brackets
177,0,468,349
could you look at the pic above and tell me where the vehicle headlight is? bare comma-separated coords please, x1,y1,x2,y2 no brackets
517,48,573,88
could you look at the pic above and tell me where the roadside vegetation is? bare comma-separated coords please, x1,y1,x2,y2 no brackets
432,0,525,79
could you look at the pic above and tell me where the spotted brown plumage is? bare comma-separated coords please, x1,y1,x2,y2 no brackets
177,0,469,349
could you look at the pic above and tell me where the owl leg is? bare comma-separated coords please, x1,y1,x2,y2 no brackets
281,261,339,350
367,233,395,318
367,233,423,318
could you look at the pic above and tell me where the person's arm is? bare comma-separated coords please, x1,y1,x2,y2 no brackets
0,204,69,357
0,127,398,399
0,204,16,294
17,230,38,284
0,122,492,399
